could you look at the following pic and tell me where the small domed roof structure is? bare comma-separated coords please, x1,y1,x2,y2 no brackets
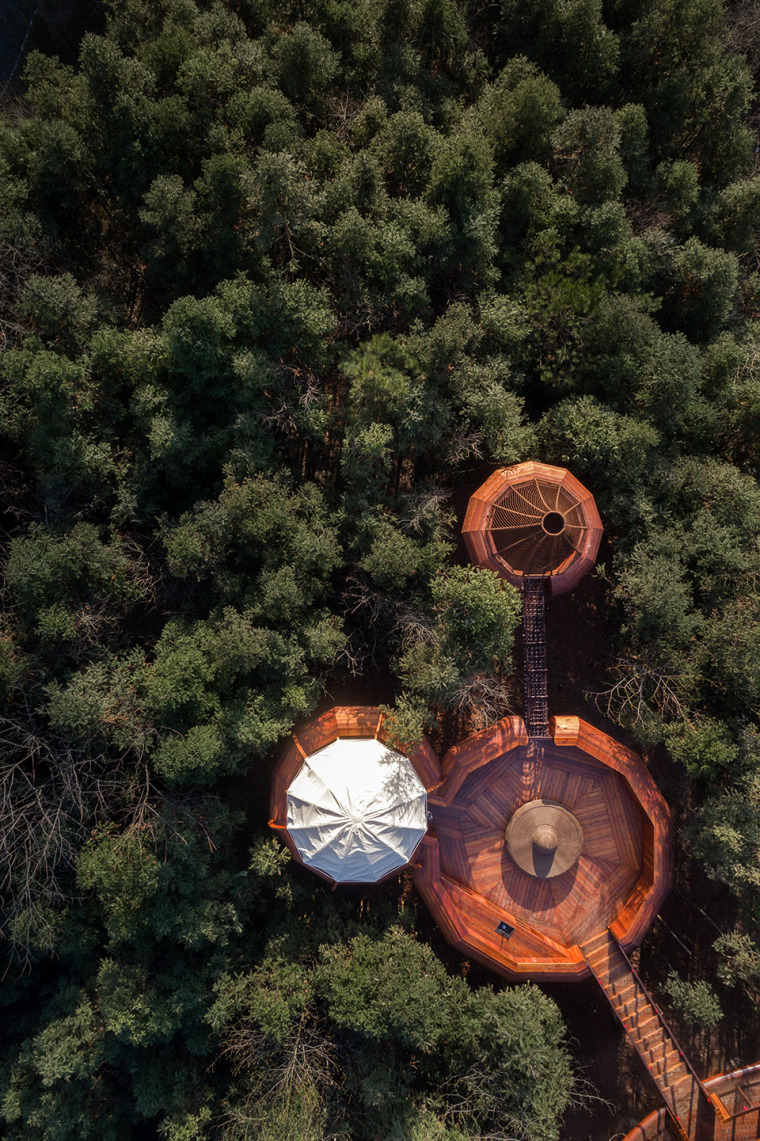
286,737,427,883
462,462,603,593
270,706,442,886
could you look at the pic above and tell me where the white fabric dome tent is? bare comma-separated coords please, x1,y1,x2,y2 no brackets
286,737,428,883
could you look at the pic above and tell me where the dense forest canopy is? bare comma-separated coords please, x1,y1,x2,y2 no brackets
2,0,760,1137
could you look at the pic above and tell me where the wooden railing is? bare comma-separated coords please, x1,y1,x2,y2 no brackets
613,935,716,1115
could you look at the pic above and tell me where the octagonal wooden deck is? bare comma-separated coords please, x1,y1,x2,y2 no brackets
415,715,672,982
432,742,643,946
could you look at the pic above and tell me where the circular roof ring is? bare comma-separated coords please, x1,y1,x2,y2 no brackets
542,511,565,535
506,799,584,878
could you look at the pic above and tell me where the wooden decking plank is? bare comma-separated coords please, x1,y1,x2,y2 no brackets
414,724,671,986
466,797,509,832
603,775,644,868
457,756,512,805
563,767,593,808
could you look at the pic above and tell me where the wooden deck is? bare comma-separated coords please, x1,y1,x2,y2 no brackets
430,740,643,947
415,716,672,980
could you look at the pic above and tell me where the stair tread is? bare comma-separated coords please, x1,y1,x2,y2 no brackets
648,1051,687,1073
581,932,611,952
587,937,715,1128
611,984,638,1005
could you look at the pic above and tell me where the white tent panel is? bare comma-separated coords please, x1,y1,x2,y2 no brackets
286,737,428,883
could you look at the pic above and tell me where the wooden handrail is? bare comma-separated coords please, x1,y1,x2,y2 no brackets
611,933,715,1110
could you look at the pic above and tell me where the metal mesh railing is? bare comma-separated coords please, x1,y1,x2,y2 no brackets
718,1081,760,1115
522,578,548,737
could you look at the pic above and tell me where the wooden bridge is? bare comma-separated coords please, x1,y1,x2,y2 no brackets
522,577,549,737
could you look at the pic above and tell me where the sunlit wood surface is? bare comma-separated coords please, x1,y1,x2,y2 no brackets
624,1062,760,1141
432,742,642,945
461,462,603,594
415,716,672,981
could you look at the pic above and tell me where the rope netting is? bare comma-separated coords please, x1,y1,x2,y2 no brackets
489,478,587,577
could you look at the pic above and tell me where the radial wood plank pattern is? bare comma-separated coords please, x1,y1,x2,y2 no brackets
430,740,645,948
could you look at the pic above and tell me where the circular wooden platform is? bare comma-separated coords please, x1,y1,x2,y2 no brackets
414,716,672,982
462,462,603,594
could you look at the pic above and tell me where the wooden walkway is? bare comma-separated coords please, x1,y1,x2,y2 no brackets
522,578,549,736
625,1063,760,1141
582,930,728,1141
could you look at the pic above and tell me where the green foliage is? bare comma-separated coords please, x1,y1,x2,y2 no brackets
319,929,460,1051
46,651,153,754
660,236,739,341
495,0,620,102
379,693,431,751
5,523,139,644
480,58,564,169
688,732,760,918
398,566,521,705
622,0,753,181
539,394,660,499
523,252,607,390
3,0,760,1137
20,274,97,355
662,971,722,1029
655,160,700,233
454,985,574,1141
663,719,738,779
456,359,536,463
0,989,120,1141
714,930,760,991
77,806,241,950
552,107,627,205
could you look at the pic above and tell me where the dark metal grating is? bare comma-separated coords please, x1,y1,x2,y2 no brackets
522,578,548,737
719,1082,760,1114
489,479,588,578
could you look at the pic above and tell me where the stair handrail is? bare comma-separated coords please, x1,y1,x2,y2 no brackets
610,933,715,1109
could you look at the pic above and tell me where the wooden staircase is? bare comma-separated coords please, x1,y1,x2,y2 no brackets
581,930,726,1140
